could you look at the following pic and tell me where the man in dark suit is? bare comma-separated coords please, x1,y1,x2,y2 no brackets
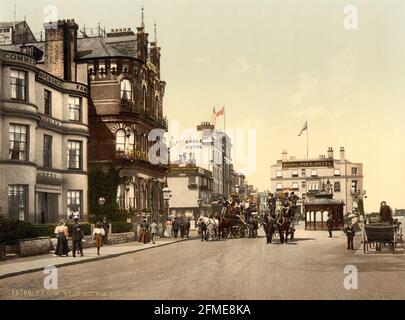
379,201,393,223
326,213,333,238
172,217,179,238
71,217,85,257
101,217,110,245
185,218,191,238
179,219,185,239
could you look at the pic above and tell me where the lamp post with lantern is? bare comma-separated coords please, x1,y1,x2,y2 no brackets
162,186,172,233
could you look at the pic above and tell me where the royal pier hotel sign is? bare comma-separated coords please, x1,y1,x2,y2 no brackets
282,159,334,169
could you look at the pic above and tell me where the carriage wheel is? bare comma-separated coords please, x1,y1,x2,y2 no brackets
239,227,246,238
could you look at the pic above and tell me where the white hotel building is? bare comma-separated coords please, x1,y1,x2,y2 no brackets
270,147,364,214
0,20,89,223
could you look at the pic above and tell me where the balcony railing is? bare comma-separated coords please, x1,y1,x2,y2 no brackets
116,150,149,162
120,99,168,129
120,99,142,114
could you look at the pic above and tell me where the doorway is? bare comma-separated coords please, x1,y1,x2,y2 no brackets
38,192,59,223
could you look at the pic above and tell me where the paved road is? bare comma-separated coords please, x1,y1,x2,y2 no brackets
1,224,405,300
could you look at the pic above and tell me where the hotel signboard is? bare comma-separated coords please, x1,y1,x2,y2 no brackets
282,160,334,169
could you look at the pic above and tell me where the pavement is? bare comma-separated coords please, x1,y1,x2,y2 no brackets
0,232,197,280
1,224,405,300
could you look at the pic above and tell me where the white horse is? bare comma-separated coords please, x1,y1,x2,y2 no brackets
197,216,219,241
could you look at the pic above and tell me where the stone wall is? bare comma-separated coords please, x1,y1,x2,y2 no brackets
108,232,136,245
61,232,136,249
18,237,52,257
34,232,137,257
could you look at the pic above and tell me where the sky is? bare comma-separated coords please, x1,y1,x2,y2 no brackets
1,0,405,212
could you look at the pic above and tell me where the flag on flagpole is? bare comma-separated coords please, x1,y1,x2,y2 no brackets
216,105,225,117
210,107,217,126
298,121,308,136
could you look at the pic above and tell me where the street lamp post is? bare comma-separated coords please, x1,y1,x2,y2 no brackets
162,186,172,232
197,198,202,217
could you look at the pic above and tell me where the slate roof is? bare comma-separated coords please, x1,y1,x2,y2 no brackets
0,21,24,28
77,36,137,59
0,34,138,61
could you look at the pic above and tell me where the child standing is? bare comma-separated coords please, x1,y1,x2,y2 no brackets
93,222,106,255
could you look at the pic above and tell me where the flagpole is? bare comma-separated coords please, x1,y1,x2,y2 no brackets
306,123,309,159
223,106,226,132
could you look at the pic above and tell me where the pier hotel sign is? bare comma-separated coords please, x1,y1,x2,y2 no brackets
282,159,334,169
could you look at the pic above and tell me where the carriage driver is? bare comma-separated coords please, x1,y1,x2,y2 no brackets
288,192,299,216
267,193,276,217
379,201,393,224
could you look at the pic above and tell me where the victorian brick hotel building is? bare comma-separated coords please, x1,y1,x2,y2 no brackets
0,15,168,223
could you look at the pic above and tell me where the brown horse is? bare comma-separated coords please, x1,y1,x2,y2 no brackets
276,213,290,244
216,214,231,239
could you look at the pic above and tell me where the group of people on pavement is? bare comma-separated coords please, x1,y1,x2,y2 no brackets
138,216,192,244
54,216,110,257
138,219,159,244
165,217,191,239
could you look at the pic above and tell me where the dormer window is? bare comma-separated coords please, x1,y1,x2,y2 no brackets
120,79,132,101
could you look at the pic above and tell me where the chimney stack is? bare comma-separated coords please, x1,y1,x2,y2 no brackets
327,147,334,159
282,150,288,161
44,19,78,81
340,147,345,160
136,26,148,63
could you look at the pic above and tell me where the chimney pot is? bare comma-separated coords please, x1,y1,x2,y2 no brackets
340,147,345,160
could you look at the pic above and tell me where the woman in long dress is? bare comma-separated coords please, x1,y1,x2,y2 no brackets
93,222,106,255
138,219,150,243
54,221,69,256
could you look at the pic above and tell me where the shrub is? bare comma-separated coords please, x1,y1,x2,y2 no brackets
111,222,133,233
32,224,58,237
0,217,39,245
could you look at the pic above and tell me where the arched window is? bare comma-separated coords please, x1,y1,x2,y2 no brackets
120,79,132,101
128,129,135,153
116,129,126,152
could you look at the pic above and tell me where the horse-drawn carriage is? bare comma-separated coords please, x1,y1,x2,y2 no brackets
209,195,252,239
262,191,299,244
363,219,402,254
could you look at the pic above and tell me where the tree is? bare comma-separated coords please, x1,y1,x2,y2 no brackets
88,166,121,221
